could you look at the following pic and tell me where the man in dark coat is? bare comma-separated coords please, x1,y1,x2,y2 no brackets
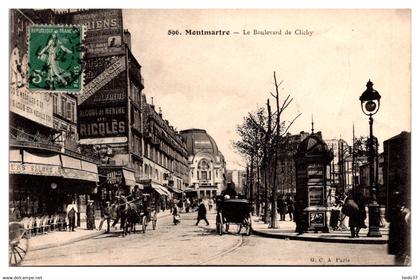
195,199,210,226
293,199,305,234
277,198,287,221
388,192,411,265
86,200,95,230
343,197,365,238
68,207,76,231
287,198,295,221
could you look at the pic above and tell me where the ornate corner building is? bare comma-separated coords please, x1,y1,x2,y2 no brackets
180,129,226,198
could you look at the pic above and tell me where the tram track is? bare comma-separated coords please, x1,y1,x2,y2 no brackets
196,233,246,265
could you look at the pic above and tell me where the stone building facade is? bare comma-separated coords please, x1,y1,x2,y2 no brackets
180,129,226,198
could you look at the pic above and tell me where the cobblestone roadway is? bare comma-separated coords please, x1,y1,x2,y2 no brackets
22,211,394,266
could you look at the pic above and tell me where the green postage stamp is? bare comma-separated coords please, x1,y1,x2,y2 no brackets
28,25,83,92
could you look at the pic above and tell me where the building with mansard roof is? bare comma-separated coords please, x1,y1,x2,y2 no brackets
180,129,226,198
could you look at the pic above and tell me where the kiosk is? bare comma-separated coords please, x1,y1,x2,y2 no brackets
294,132,333,232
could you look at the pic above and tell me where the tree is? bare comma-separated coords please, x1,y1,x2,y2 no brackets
234,72,301,227
234,107,266,215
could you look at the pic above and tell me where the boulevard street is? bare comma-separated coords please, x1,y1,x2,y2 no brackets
22,211,394,266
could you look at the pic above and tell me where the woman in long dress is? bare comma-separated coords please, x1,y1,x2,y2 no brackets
37,31,72,87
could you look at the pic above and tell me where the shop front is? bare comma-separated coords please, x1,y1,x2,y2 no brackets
198,185,218,199
138,179,171,212
9,148,99,222
97,165,136,202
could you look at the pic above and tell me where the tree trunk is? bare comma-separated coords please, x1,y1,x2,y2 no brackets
264,98,272,224
270,71,280,229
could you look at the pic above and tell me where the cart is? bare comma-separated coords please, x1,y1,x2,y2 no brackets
215,197,253,236
126,194,157,233
9,222,29,266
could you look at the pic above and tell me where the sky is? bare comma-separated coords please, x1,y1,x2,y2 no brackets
122,9,411,170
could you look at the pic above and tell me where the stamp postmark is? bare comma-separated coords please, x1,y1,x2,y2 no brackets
28,25,83,92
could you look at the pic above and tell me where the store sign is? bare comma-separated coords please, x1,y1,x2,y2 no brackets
309,212,325,227
78,104,127,139
61,9,124,57
79,56,126,105
106,169,123,184
9,10,53,128
10,88,53,128
9,162,61,177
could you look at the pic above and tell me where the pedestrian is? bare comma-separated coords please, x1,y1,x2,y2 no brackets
388,191,411,265
277,198,286,221
287,197,295,221
342,194,364,238
195,199,210,226
9,206,21,222
293,199,305,234
98,201,111,233
86,200,95,230
186,198,191,213
173,203,180,225
208,198,214,212
68,206,76,231
169,199,174,213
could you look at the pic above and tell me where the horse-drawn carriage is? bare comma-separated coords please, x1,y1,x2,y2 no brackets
112,191,158,235
9,221,29,265
215,196,253,236
125,194,157,234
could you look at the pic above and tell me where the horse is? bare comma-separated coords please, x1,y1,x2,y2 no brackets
110,196,130,236
124,198,146,235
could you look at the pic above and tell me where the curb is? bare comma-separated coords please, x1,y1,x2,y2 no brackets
30,230,106,252
252,228,388,244
30,213,173,251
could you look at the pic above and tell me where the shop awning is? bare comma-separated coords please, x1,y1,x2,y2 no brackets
11,149,99,182
123,169,136,186
10,149,21,162
60,155,98,182
168,187,183,194
61,155,82,169
151,183,170,197
23,150,61,165
62,167,99,182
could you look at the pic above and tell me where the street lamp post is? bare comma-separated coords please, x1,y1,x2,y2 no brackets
359,80,382,237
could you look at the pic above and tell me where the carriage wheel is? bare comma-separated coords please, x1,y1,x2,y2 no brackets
9,232,29,266
141,216,147,233
245,215,252,236
237,224,242,234
216,213,223,235
152,212,157,230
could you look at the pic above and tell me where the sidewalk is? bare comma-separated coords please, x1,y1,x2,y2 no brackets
251,216,389,244
29,210,172,251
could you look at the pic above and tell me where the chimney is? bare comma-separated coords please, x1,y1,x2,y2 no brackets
158,107,162,118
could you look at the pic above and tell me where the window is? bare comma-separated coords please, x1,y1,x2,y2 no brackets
197,171,200,180
70,102,75,122
53,94,58,114
66,101,75,122
61,96,66,117
198,159,210,170
201,171,208,180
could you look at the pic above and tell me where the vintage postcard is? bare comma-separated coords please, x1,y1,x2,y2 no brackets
7,8,412,273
